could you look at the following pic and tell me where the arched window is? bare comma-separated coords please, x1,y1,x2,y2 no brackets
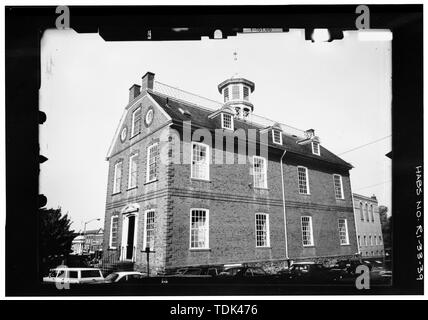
359,202,364,221
370,204,374,222
364,203,369,221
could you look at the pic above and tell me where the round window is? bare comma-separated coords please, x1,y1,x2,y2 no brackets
120,126,127,142
145,108,154,126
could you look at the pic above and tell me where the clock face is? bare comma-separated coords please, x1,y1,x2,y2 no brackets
145,108,154,126
120,126,127,142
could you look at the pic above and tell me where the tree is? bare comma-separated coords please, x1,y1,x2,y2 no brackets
378,205,392,250
39,207,76,274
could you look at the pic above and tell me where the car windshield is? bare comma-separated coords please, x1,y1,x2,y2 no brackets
105,273,120,281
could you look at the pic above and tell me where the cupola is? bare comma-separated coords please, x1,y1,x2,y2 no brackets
217,77,255,119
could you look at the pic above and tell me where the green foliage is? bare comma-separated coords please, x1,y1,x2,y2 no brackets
378,205,392,249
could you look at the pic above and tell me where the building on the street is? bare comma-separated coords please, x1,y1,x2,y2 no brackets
103,72,358,274
71,228,104,256
352,193,385,257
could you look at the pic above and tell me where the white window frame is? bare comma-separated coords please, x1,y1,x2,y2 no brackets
146,143,159,183
312,141,321,156
338,219,350,245
252,156,267,189
109,215,119,249
191,142,210,181
189,208,209,250
272,129,283,145
301,216,314,247
113,161,122,194
143,210,155,251
131,106,142,137
297,166,310,194
128,153,138,189
333,174,344,199
221,113,234,131
255,213,270,248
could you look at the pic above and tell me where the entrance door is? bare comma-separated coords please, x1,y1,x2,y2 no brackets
126,215,136,260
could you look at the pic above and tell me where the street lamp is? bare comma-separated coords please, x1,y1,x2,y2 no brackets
83,218,101,255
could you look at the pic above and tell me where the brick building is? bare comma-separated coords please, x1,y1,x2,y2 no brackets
352,193,385,258
103,72,358,274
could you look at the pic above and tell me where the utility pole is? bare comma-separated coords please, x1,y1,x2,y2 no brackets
142,247,155,277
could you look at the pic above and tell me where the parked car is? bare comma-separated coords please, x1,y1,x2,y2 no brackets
278,262,346,283
102,271,146,283
167,266,224,277
43,267,104,284
219,266,268,277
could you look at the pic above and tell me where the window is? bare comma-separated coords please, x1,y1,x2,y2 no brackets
358,235,361,246
224,87,229,102
109,215,119,249
370,204,375,222
363,235,367,246
298,166,310,194
333,174,344,199
369,235,372,246
191,142,210,180
379,235,382,245
143,210,155,250
338,219,349,245
364,203,369,221
359,202,364,221
374,235,377,245
131,107,142,137
190,209,209,249
113,162,122,194
128,154,138,189
147,143,159,183
301,216,314,246
69,271,78,279
312,141,320,155
243,86,249,101
232,85,240,99
253,156,267,188
272,129,282,145
255,213,270,247
221,113,234,130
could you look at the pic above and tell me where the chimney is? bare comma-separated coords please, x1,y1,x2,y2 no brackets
141,71,155,91
305,129,315,139
129,84,141,102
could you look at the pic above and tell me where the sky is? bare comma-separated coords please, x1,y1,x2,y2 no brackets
39,29,392,232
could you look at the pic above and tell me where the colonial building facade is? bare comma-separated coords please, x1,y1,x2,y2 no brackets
352,193,385,258
103,72,358,274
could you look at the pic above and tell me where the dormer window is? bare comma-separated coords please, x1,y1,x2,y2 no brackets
312,141,320,155
272,129,282,145
223,87,229,102
221,113,234,130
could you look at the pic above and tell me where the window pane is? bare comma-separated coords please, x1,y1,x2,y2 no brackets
222,113,233,129
111,216,118,248
145,211,155,250
132,107,142,136
273,130,282,144
147,144,158,182
243,86,249,101
301,216,313,246
129,155,138,188
298,167,309,194
190,210,208,249
224,87,229,102
338,219,349,245
113,162,122,193
253,157,267,188
333,175,343,199
255,214,269,247
312,141,320,155
191,143,209,180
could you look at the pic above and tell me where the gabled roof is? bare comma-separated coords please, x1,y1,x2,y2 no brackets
148,91,352,170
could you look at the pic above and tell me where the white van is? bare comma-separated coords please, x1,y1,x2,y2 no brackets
43,267,104,284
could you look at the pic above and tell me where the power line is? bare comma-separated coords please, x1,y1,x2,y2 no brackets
338,135,391,156
354,180,392,192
